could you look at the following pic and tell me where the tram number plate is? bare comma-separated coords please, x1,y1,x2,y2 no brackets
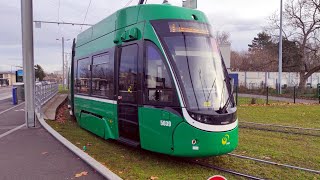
160,120,171,127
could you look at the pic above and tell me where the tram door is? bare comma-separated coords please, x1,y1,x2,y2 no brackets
117,44,140,144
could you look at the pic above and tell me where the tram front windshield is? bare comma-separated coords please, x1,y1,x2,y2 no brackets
152,20,232,111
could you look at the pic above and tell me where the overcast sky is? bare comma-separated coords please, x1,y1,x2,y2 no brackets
0,0,280,73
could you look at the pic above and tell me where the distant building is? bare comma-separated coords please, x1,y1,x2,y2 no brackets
231,71,320,89
53,70,63,75
0,71,16,86
44,72,62,84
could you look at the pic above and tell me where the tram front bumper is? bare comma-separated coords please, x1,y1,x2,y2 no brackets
172,122,238,157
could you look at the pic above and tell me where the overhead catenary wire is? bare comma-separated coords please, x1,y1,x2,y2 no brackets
80,0,92,32
57,0,60,22
34,20,93,26
124,0,135,7
57,0,61,35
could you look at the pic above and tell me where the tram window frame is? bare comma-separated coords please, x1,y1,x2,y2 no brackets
73,59,78,93
118,44,139,103
76,57,91,95
143,40,179,106
91,52,114,99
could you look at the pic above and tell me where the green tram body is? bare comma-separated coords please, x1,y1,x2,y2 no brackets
70,4,238,157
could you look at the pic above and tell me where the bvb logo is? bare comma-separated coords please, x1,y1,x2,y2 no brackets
221,134,230,145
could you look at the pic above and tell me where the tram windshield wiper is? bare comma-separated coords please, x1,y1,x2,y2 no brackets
218,78,234,114
206,78,216,102
199,70,208,101
199,70,217,110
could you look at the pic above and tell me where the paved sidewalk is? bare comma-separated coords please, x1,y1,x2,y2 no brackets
0,100,104,179
239,93,319,104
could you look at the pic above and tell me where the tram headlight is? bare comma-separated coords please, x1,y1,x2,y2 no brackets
188,111,216,124
196,114,202,122
191,113,195,118
203,116,209,123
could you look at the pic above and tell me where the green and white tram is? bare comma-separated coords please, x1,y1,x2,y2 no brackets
70,2,238,157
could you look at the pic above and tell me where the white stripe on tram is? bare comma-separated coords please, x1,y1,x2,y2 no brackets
74,95,117,104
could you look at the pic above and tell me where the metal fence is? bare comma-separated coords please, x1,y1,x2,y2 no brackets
235,85,320,105
35,82,58,111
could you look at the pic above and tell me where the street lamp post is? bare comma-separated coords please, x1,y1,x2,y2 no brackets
62,37,64,88
56,37,70,88
64,52,70,89
21,0,35,127
278,0,283,94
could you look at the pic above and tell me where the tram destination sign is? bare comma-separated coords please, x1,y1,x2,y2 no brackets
168,22,210,35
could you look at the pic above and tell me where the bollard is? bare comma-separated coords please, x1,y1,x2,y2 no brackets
12,87,18,105
294,86,296,104
266,86,269,105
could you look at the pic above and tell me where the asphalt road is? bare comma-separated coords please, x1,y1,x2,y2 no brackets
0,98,105,179
0,86,12,101
0,98,14,112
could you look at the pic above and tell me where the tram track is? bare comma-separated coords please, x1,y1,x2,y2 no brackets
239,121,320,137
241,121,320,131
187,152,320,179
187,159,265,180
227,153,320,175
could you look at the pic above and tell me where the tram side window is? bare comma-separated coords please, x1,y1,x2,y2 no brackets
119,45,138,103
76,58,91,94
92,53,114,98
145,41,173,102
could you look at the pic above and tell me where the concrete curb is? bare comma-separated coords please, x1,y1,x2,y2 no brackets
42,94,68,120
36,111,122,180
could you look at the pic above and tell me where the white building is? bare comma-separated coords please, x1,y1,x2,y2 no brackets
0,71,16,86
232,71,320,89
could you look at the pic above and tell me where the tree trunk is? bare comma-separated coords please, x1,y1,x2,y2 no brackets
298,72,308,93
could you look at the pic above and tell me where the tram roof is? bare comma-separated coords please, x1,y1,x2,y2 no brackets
76,4,208,47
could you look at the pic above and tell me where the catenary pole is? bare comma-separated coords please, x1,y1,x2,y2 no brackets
21,0,35,127
278,0,283,94
62,37,65,88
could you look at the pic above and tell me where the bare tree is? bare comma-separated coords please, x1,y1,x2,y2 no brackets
215,31,231,45
231,51,252,71
269,0,320,90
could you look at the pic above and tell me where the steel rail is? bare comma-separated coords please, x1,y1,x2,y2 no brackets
189,159,265,180
240,126,320,137
241,121,320,131
228,153,320,174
